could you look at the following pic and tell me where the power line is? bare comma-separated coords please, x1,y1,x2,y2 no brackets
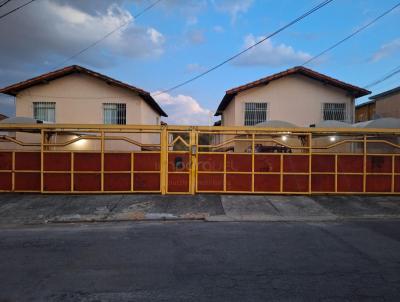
364,64,400,89
0,0,35,20
0,0,13,8
53,0,163,69
302,1,400,66
153,0,335,96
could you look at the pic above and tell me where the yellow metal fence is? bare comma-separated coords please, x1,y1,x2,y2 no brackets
0,123,399,194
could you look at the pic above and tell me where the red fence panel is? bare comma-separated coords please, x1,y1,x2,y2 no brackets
168,174,189,192
198,154,224,171
254,174,280,192
74,153,101,171
226,154,251,172
44,152,71,171
338,175,363,192
312,155,335,172
15,152,40,171
366,156,392,173
44,173,71,191
312,174,334,192
226,174,251,192
104,173,131,191
134,173,160,191
104,153,131,171
0,172,12,190
197,173,223,191
338,155,363,173
283,155,309,173
15,172,41,191
74,173,101,191
0,152,12,170
134,153,160,171
254,155,280,172
283,175,308,192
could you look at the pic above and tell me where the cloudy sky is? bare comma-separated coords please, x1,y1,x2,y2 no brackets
0,0,399,124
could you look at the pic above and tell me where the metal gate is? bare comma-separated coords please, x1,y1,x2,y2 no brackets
0,123,399,194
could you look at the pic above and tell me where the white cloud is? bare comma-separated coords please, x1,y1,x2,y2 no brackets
153,92,213,125
371,38,400,62
212,0,253,23
185,63,206,73
0,0,165,86
213,25,225,33
186,29,206,45
233,34,312,67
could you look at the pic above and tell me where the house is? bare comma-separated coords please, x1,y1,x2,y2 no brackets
215,66,370,127
0,65,167,150
0,114,8,121
0,65,167,124
356,86,400,122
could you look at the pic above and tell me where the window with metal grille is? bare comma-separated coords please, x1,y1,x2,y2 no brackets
322,103,347,121
33,102,55,122
103,103,126,125
244,103,268,126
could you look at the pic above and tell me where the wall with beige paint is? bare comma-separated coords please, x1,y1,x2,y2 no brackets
13,73,162,151
15,73,159,124
221,74,355,127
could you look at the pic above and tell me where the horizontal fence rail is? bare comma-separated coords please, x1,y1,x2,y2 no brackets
0,123,399,194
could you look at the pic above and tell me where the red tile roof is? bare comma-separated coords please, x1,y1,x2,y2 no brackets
215,66,371,116
0,65,167,117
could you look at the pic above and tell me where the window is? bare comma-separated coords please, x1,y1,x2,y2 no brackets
33,102,55,122
244,102,268,126
322,103,347,121
103,103,126,124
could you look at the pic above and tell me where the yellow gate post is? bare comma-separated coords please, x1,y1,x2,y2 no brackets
189,127,197,195
160,125,168,195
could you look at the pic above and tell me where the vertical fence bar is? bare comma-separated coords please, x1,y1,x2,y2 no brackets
363,134,367,193
223,153,227,193
100,130,105,192
131,152,134,192
251,133,255,193
189,128,197,195
40,129,44,193
335,154,338,193
280,153,283,193
195,129,199,193
160,126,168,195
308,133,312,194
71,152,74,192
11,151,15,192
392,154,395,193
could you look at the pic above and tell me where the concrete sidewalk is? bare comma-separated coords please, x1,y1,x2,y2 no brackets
0,194,400,226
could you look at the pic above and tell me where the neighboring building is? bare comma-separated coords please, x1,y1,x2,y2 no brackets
355,100,376,122
0,65,167,125
356,86,400,122
0,65,167,150
0,114,8,121
215,66,370,127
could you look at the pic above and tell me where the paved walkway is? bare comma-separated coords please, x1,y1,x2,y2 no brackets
0,194,400,226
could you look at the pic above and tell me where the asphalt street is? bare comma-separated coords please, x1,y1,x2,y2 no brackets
1,221,400,301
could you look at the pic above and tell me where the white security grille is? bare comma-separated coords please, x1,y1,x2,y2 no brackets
322,103,347,122
33,102,56,122
244,103,268,126
103,103,126,125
